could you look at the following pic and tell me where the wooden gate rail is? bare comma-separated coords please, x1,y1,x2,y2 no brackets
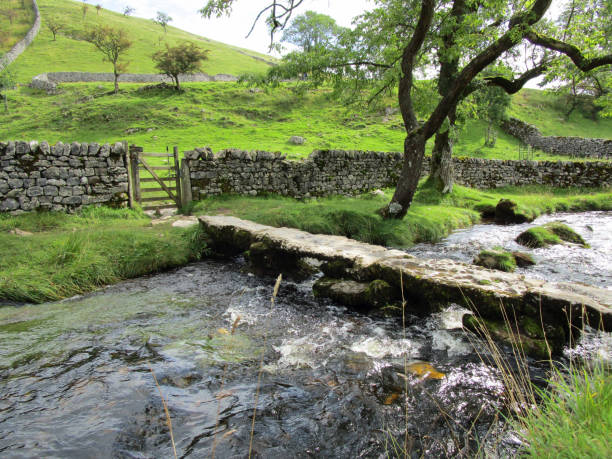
128,145,182,212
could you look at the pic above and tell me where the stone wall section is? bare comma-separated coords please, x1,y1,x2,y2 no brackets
186,148,612,199
0,141,129,212
30,72,238,91
501,117,612,158
0,0,41,71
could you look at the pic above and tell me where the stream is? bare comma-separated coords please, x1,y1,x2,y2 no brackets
1,212,611,458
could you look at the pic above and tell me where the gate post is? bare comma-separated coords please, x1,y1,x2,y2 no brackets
129,145,143,204
122,140,133,209
180,158,193,209
173,146,182,208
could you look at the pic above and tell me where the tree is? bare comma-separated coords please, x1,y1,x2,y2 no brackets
281,11,344,52
86,26,132,94
155,12,172,33
0,62,15,113
539,0,611,120
46,17,64,41
152,43,209,90
473,84,511,147
123,6,135,16
82,2,89,20
202,0,612,219
96,4,102,15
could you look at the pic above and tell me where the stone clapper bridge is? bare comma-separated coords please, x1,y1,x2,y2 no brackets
199,216,612,358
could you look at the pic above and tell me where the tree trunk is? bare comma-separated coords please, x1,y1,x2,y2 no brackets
3,93,8,113
113,72,119,94
380,134,426,219
427,129,454,193
175,76,180,91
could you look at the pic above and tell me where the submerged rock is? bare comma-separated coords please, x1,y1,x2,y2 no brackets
313,277,370,308
512,251,536,267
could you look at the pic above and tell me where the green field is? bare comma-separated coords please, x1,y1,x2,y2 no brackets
7,0,274,82
1,82,611,161
0,0,35,54
2,0,610,158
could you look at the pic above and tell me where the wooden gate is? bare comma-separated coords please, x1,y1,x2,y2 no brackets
129,145,182,212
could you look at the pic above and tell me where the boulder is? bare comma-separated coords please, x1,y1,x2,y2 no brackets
473,249,517,272
494,199,531,224
516,222,588,248
288,136,306,145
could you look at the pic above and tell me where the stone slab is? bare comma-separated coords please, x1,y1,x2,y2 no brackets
199,215,612,330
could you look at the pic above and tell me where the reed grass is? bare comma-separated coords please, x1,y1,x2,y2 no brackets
463,299,611,458
149,362,178,459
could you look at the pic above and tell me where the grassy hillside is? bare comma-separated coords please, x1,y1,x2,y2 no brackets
1,0,609,159
8,0,274,82
509,89,612,138
1,82,610,161
0,0,36,54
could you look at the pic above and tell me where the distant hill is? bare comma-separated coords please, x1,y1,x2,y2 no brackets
7,0,275,82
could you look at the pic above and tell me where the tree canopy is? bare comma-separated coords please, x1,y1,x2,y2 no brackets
155,12,172,33
152,43,209,90
281,11,344,52
86,26,132,94
202,0,612,218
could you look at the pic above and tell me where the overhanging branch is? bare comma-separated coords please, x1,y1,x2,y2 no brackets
526,31,612,71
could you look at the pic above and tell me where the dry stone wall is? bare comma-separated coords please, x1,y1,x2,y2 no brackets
501,117,612,158
0,141,129,213
186,148,612,199
0,0,40,71
30,72,238,91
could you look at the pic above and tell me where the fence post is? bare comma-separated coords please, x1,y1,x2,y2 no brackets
122,140,133,209
180,158,193,209
173,146,182,208
129,145,142,204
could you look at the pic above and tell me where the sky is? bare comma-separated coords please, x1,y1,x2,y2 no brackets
95,0,374,56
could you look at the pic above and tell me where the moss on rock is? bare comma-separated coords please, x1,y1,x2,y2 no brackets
516,222,588,248
516,227,562,248
365,279,398,307
463,314,554,359
544,222,589,247
474,249,517,272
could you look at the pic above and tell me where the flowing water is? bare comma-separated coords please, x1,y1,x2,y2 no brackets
407,211,612,289
1,212,610,458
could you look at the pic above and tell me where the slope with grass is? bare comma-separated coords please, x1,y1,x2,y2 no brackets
0,0,36,54
2,82,611,161
0,207,206,304
7,0,274,82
